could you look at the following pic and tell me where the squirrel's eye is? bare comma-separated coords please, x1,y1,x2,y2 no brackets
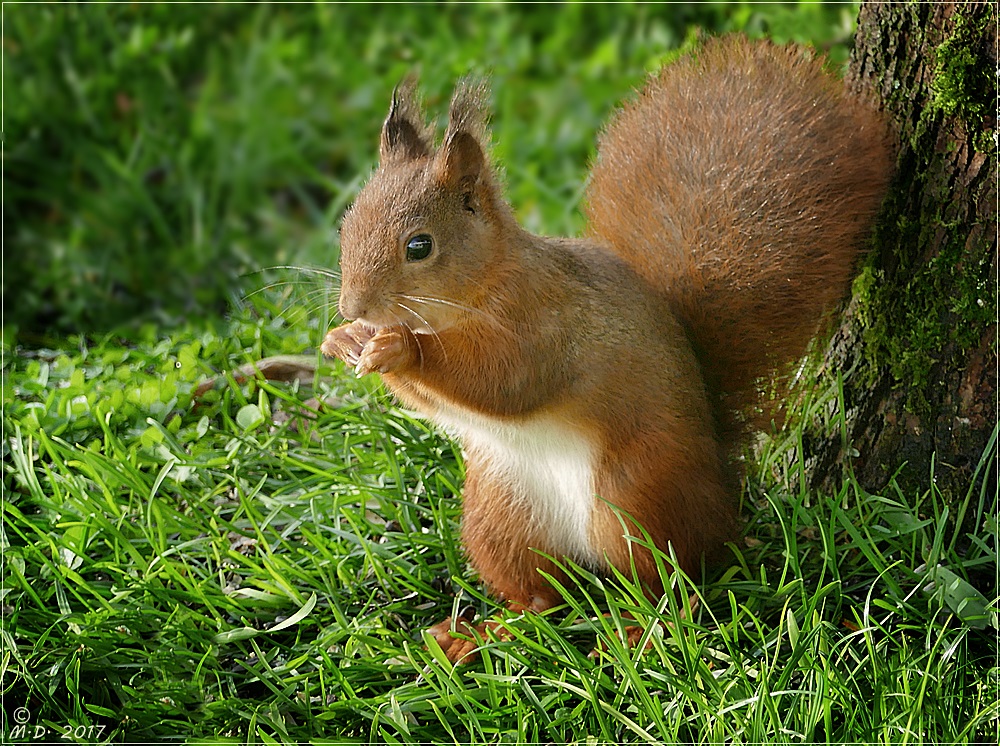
405,234,434,262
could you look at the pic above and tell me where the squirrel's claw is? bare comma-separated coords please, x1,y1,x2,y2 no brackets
356,328,412,376
321,322,372,367
322,323,414,377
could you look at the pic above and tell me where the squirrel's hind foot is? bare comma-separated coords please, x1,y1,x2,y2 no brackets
426,613,511,664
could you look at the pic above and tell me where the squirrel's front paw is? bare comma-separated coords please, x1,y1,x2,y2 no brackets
356,328,412,376
320,322,375,368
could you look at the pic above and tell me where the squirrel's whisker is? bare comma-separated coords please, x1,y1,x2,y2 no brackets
395,299,448,365
400,293,522,340
256,264,343,281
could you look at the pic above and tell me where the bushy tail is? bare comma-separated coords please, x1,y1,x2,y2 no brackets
585,35,893,439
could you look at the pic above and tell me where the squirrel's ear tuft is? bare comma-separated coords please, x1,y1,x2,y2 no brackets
380,76,433,163
435,77,491,191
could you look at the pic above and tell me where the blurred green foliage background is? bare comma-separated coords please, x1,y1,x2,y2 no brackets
4,2,857,342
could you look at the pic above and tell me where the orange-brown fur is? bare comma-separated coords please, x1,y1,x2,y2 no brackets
321,36,893,662
587,37,893,439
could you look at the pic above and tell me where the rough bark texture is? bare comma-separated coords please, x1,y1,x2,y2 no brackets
808,1,997,499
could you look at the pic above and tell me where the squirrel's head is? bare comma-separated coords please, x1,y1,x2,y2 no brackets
338,78,511,334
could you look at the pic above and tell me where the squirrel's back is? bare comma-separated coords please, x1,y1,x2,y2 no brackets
586,36,893,438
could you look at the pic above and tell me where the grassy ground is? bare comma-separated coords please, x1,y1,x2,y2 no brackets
3,4,998,744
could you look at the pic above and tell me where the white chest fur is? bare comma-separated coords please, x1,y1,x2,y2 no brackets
430,404,599,566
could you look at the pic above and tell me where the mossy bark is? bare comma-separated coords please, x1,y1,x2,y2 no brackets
809,1,997,498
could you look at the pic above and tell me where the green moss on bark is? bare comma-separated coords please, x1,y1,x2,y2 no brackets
850,3,996,417
929,8,994,152
853,201,994,416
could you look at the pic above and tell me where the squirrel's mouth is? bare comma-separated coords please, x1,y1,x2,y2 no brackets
339,286,457,336
349,311,449,338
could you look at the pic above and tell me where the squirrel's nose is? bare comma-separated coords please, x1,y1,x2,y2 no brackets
339,294,368,322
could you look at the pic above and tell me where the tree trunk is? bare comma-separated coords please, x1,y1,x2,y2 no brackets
808,1,997,500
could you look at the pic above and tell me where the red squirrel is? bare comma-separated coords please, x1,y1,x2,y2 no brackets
321,36,893,662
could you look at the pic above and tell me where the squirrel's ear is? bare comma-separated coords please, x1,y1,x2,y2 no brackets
438,130,485,191
435,77,490,191
380,76,432,163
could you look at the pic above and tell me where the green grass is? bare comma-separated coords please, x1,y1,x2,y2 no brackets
4,4,998,744
3,312,997,743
